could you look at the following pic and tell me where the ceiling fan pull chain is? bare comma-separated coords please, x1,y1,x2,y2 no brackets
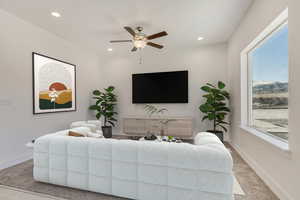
139,49,142,64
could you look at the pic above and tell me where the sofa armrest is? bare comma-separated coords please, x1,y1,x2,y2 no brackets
194,132,223,145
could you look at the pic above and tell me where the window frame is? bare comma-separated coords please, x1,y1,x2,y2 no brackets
240,8,289,149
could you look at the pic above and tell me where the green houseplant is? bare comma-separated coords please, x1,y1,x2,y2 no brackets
89,86,117,138
199,81,230,142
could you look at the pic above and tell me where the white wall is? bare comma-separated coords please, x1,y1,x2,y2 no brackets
99,44,228,135
0,9,101,169
228,0,300,199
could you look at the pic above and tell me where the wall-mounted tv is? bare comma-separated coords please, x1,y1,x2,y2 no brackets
132,70,188,103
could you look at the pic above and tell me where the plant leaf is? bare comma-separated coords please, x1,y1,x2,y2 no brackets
221,91,230,99
96,113,101,119
199,104,213,113
107,121,115,127
89,105,99,110
218,81,225,89
202,94,211,99
218,124,228,132
218,121,230,125
96,99,102,105
216,95,225,101
201,86,211,92
208,113,215,120
110,117,117,121
211,88,220,94
202,116,208,121
157,108,168,114
105,86,115,92
215,107,230,112
93,90,101,96
206,83,216,88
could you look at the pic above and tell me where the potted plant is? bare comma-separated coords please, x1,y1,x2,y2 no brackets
89,86,117,138
144,104,169,137
199,81,230,143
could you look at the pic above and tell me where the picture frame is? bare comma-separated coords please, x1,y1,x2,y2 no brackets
32,52,76,114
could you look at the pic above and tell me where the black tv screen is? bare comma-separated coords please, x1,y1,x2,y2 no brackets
132,71,188,103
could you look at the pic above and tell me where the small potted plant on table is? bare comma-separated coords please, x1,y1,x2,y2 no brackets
89,86,117,138
199,81,230,143
143,104,169,140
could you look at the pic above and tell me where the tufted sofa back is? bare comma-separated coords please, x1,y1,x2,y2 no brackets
34,131,233,200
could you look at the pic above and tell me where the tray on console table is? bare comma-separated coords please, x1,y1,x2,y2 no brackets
112,134,194,144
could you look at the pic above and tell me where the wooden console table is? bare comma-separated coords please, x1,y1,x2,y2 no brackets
122,117,193,139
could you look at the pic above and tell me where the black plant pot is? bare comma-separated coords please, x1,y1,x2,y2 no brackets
207,130,224,143
102,126,112,138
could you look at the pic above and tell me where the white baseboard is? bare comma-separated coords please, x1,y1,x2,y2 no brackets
230,143,294,200
0,152,33,171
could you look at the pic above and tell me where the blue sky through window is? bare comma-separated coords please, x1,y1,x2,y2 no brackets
250,23,288,82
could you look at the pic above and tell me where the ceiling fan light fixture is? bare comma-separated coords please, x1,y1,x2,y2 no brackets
111,26,167,51
133,40,147,48
51,12,61,18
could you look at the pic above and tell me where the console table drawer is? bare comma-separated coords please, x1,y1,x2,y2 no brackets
165,119,193,137
123,119,147,135
145,119,162,134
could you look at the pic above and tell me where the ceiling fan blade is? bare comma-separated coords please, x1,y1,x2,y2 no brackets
147,31,168,40
124,26,136,36
110,40,132,43
147,42,163,49
131,47,138,52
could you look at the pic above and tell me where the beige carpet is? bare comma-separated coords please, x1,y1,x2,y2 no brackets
0,182,243,200
0,185,66,200
0,183,243,200
233,176,245,195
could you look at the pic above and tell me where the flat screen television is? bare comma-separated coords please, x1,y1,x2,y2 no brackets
132,70,188,103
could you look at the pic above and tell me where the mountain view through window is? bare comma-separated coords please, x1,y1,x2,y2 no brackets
249,23,288,140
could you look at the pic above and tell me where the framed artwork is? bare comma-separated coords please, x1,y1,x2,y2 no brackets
32,52,76,114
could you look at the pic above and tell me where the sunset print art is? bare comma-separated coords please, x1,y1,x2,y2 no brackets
33,53,76,114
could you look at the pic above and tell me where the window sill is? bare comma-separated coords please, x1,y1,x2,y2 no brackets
239,125,291,154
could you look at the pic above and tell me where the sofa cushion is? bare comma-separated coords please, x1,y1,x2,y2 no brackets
70,121,101,133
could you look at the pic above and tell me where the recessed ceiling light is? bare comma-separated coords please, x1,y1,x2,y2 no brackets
197,37,204,41
107,48,113,52
51,12,61,18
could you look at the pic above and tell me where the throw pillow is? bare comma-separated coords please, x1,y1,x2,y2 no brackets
69,127,91,137
69,131,85,137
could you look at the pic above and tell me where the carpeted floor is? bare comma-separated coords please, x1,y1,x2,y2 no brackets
0,185,66,200
0,144,278,200
227,145,279,200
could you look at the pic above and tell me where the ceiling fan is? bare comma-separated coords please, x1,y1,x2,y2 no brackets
110,26,168,52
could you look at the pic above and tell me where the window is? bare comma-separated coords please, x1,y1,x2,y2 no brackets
241,9,288,142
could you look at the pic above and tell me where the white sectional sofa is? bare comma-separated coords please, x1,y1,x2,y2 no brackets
34,131,234,200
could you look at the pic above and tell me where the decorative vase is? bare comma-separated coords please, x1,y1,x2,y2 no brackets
102,126,112,138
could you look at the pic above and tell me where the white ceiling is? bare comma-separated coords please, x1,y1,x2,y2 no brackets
0,0,253,53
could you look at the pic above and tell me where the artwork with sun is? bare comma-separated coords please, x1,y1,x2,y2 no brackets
33,53,76,114
39,82,72,109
